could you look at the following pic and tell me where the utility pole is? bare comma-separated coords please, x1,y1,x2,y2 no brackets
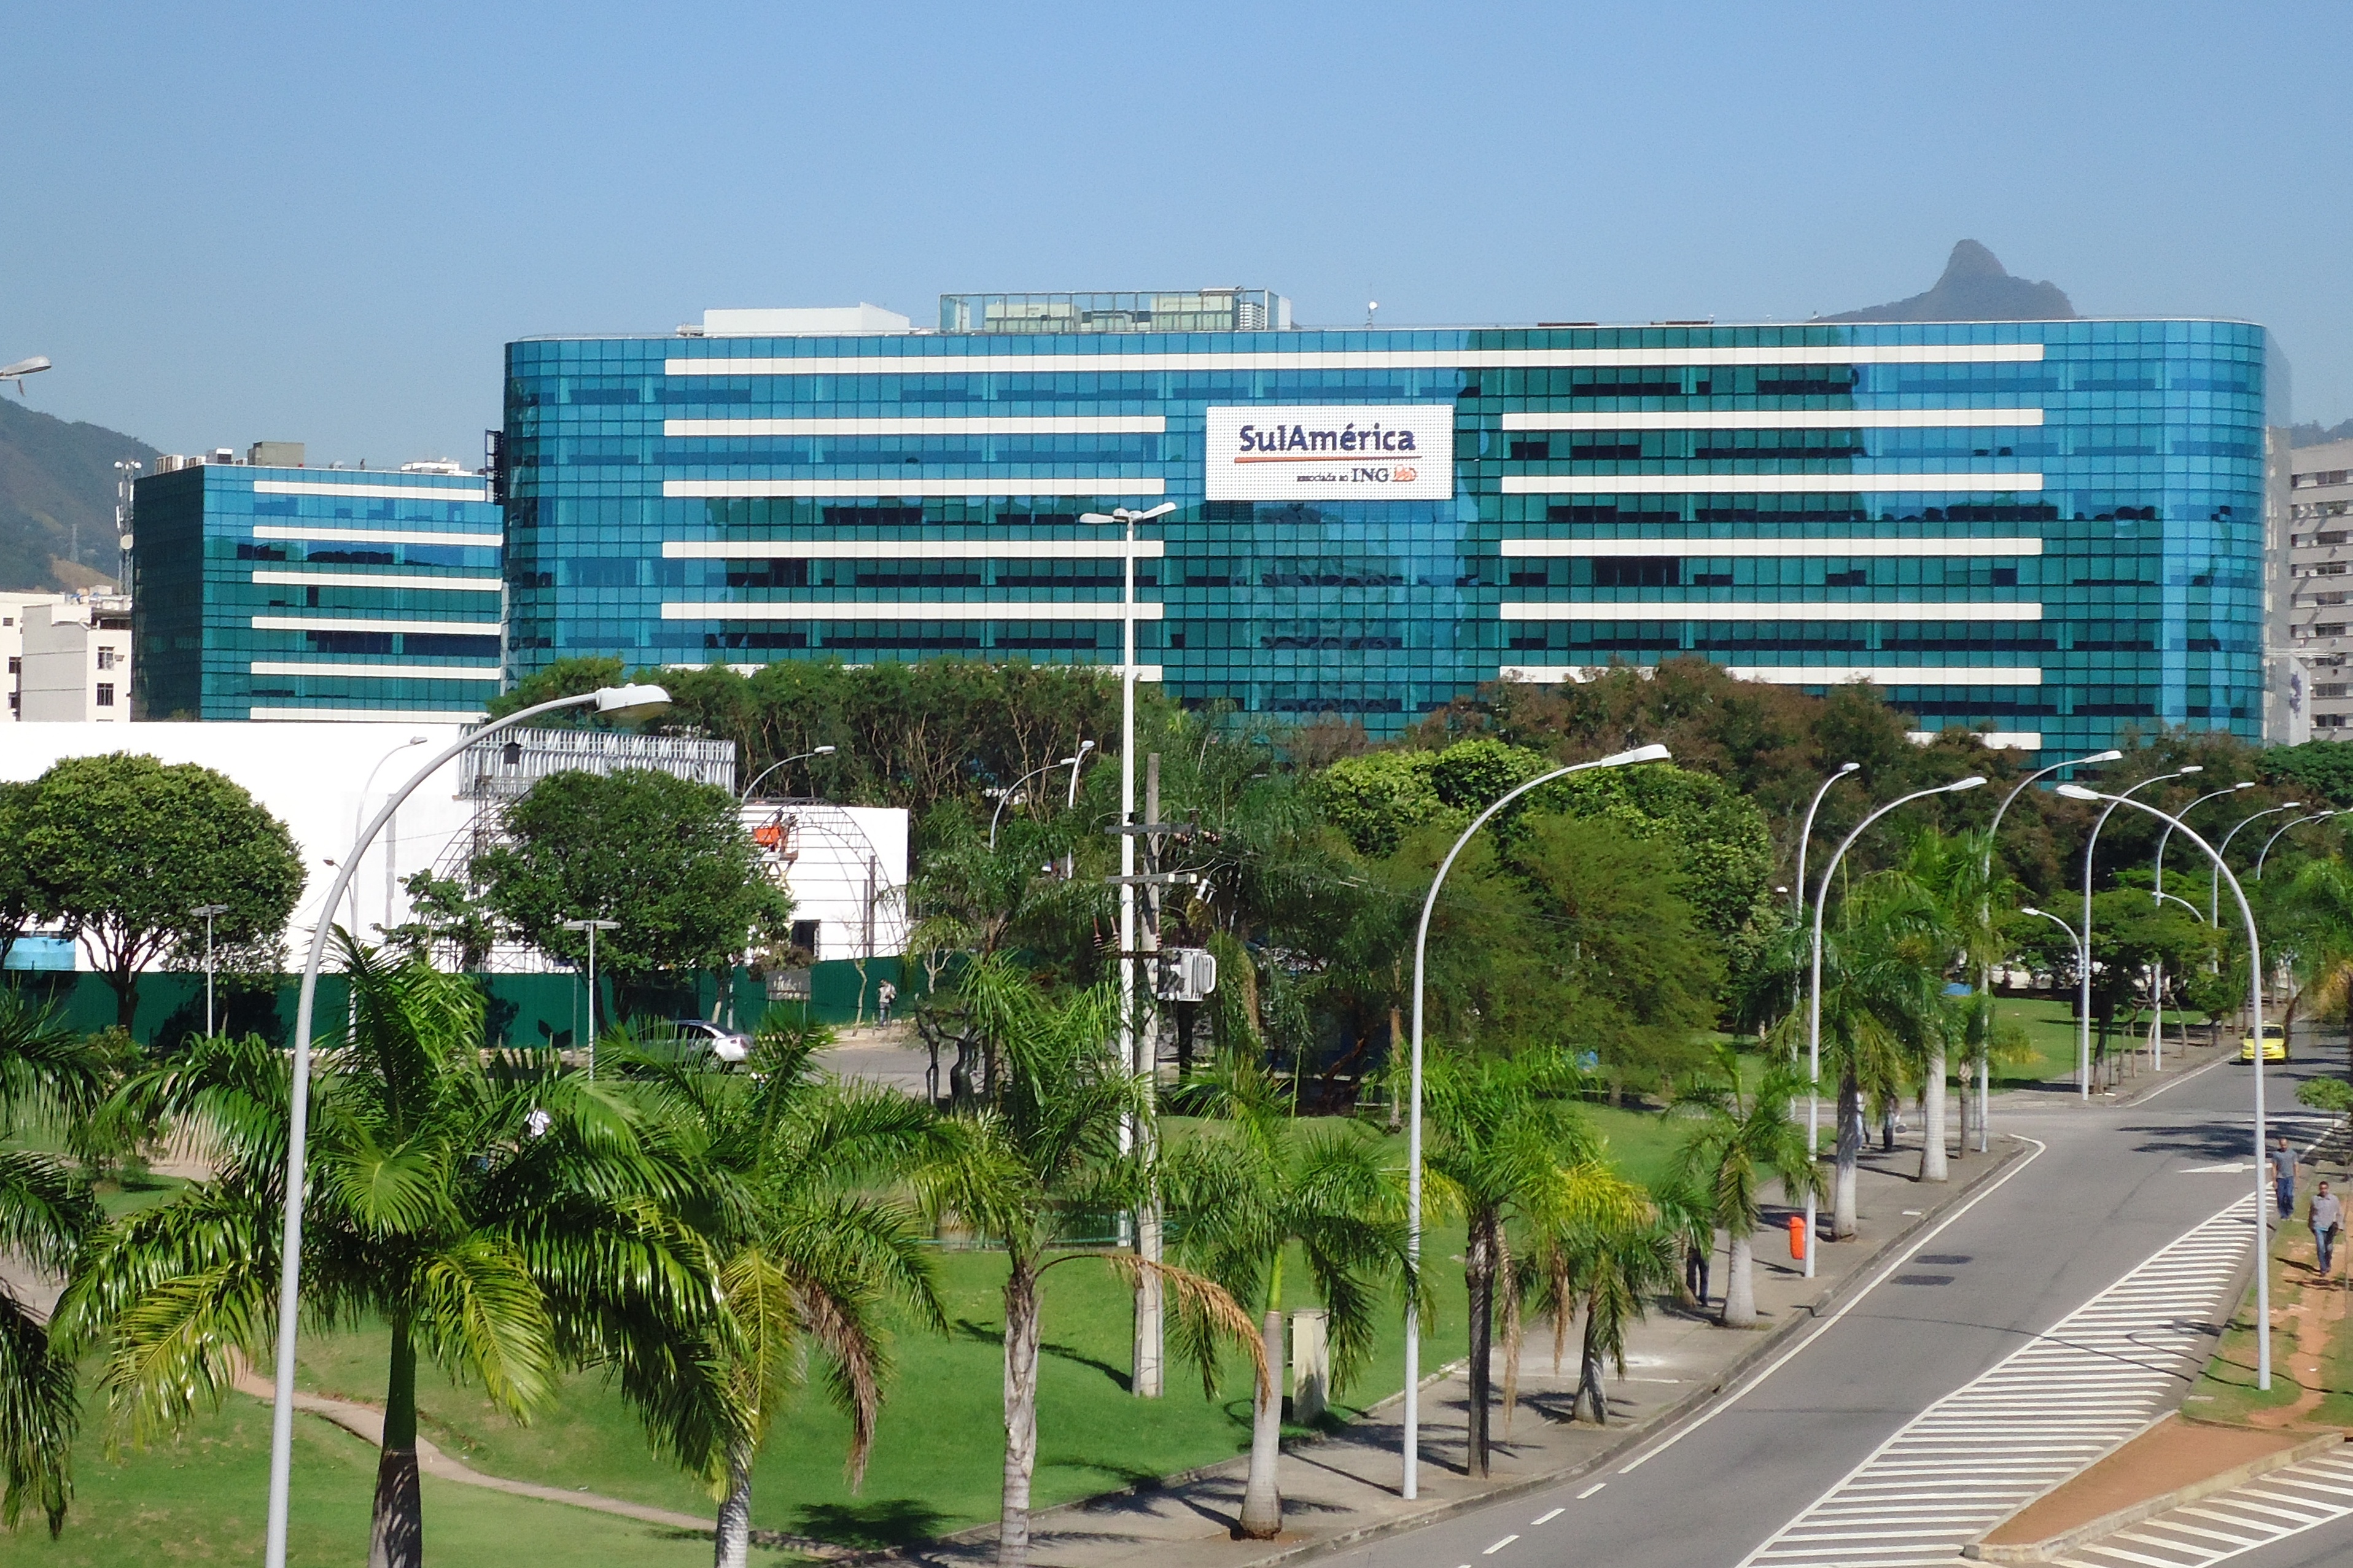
1133,753,1165,1399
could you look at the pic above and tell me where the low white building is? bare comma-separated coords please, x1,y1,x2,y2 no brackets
15,592,133,723
741,801,911,961
1,591,66,721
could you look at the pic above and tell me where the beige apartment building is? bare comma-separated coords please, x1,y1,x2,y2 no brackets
2285,437,2353,735
13,591,134,722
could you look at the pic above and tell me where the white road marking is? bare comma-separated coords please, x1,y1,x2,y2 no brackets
1734,1196,2255,1568
2052,1448,2353,1564
1533,1507,1564,1524
2180,1162,2255,1173
1614,1136,2048,1475
1482,1535,1518,1554
1577,1482,1607,1499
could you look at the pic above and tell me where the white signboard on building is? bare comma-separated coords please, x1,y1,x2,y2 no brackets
1204,405,1454,501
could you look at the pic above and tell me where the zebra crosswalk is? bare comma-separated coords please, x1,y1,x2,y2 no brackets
1736,1197,2257,1568
2053,1444,2353,1567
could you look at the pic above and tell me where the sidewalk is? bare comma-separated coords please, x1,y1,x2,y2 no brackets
873,1130,2031,1568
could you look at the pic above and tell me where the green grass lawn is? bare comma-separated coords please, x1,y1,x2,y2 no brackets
1991,995,2088,1088
25,1401,718,1568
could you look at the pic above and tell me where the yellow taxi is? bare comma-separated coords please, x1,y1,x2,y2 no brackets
2239,1023,2289,1063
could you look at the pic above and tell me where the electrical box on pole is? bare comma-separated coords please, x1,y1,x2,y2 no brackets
1154,947,1218,1003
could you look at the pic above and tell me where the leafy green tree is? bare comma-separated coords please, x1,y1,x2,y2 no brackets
471,768,790,1010
1165,1050,1406,1539
914,956,1261,1568
20,753,303,1033
1668,1045,1824,1327
1399,1046,1643,1477
620,1024,946,1568
2282,858,2353,1084
0,782,37,971
55,942,721,1568
0,995,107,1536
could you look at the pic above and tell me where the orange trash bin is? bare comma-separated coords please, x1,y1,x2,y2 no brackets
1788,1214,1807,1260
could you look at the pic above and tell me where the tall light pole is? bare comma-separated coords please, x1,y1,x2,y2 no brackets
1792,762,1861,919
2215,802,2302,918
355,735,429,937
192,903,230,1037
2257,810,2338,880
2145,783,2250,1074
1977,748,2122,1150
263,683,670,1568
1401,742,1671,1499
739,745,837,801
561,918,621,1076
2059,785,2273,1390
1806,775,1987,1277
2079,767,2201,1100
1080,500,1175,1399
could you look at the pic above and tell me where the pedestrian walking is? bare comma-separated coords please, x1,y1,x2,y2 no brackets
2311,1182,2343,1283
877,978,896,1025
1686,1238,1711,1308
2275,1136,2297,1221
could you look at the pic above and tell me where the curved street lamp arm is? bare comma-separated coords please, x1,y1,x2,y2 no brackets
2155,785,2252,896
266,686,658,1568
2257,813,2335,880
2152,888,2206,922
1793,762,1859,918
988,758,1070,848
2079,769,2195,1101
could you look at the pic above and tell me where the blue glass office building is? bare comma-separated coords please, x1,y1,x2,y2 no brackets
134,460,504,720
503,294,2269,751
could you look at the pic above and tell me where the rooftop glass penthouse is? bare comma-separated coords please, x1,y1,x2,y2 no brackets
503,296,2269,750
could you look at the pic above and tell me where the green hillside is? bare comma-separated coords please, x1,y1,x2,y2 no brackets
0,394,157,591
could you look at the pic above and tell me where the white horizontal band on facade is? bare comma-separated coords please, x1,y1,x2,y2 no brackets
1499,600,2043,622
663,478,1169,500
252,525,504,547
658,601,1167,622
1500,664,2044,686
250,706,490,722
661,538,1165,559
252,480,489,502
664,416,1168,437
250,570,504,592
251,615,503,634
1911,730,2043,750
1501,472,2045,494
1500,408,2046,432
669,661,1168,681
249,661,502,681
667,344,2044,378
1499,537,2044,557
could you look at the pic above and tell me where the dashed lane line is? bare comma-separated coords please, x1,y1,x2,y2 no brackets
1732,1196,2256,1568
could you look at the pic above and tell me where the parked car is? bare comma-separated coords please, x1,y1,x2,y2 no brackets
667,1018,752,1065
2239,1023,2288,1064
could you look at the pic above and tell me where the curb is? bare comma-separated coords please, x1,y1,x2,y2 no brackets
1964,1429,2345,1562
844,1135,2031,1568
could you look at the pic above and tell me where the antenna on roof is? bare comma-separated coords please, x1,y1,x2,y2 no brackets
1366,300,1379,328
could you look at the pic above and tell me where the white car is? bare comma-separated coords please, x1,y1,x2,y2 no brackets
667,1018,752,1065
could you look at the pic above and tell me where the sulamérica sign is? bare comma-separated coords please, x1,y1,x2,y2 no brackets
1204,405,1454,501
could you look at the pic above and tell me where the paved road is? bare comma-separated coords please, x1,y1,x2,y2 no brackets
1320,1054,2342,1568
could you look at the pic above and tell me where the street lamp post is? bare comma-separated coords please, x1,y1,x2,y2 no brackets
2214,803,2301,920
1805,776,1987,1277
739,745,838,801
354,735,429,937
561,918,621,1077
192,903,230,1037
2058,785,2273,1391
987,746,1092,849
2154,783,2255,901
1401,742,1672,1499
2257,810,2338,880
2144,784,2249,1074
1792,763,1861,920
1976,748,2122,1151
2079,767,2200,1100
1079,501,1175,1399
263,683,670,1568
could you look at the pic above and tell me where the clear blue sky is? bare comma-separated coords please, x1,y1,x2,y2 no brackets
6,1,2349,464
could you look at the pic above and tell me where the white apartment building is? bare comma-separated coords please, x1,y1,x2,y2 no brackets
2286,437,2353,735
17,592,134,722
0,591,66,721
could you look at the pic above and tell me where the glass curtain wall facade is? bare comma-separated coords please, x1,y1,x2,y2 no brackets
133,464,504,720
503,311,2268,750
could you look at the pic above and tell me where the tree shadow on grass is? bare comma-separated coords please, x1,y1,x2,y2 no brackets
791,1498,952,1548
952,1317,1133,1394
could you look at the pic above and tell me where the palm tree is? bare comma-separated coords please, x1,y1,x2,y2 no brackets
2284,858,2353,1084
55,939,720,1568
1668,1044,1825,1327
0,994,106,1537
916,955,1262,1568
618,1022,947,1568
1524,1179,1671,1425
1402,1045,1643,1477
1165,1049,1406,1539
1892,828,2001,1181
